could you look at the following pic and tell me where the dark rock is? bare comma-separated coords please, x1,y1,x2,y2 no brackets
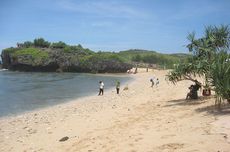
59,136,69,142
1,50,12,69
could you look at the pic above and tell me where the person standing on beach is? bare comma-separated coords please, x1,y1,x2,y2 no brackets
150,78,155,87
116,81,120,94
150,76,155,87
155,78,159,87
98,81,104,95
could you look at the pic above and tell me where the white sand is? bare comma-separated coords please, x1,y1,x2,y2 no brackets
0,69,230,152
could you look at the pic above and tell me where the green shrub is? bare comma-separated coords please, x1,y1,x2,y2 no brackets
23,41,34,48
34,38,50,48
51,41,66,49
3,47,19,53
13,48,49,60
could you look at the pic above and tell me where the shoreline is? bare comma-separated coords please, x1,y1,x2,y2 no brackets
0,69,230,152
0,72,134,119
0,75,134,120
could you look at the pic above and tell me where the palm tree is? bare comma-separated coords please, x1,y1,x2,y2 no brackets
166,59,209,85
208,52,230,105
167,25,230,106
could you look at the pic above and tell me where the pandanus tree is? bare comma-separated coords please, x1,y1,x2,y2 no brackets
166,25,230,105
208,52,230,105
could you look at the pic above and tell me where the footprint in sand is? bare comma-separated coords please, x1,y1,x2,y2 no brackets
141,124,149,130
138,132,143,136
37,148,44,151
129,143,134,147
161,134,176,139
16,138,24,143
134,137,143,142
157,143,184,150
26,128,37,134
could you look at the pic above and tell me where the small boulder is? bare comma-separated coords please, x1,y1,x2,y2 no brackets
59,136,69,142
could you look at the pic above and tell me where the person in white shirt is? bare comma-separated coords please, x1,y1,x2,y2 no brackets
98,81,104,95
155,78,159,87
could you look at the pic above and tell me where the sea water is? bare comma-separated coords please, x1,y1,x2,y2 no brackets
0,70,132,117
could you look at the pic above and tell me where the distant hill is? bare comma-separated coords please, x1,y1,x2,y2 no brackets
117,49,189,68
169,53,191,58
1,38,189,73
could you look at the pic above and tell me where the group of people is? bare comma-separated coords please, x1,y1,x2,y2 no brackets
186,80,213,100
186,80,201,100
99,76,160,96
150,77,159,87
98,80,120,96
99,77,208,100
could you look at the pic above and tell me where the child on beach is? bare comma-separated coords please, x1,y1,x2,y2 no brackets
155,78,159,87
150,78,155,87
98,81,104,95
116,81,120,94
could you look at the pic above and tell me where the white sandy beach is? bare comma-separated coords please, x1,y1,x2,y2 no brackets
0,69,230,152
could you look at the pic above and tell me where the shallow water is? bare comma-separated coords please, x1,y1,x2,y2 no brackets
0,71,132,117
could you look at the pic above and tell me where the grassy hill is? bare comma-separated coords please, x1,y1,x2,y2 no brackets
117,49,189,69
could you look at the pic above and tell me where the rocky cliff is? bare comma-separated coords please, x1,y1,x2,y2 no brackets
1,47,132,73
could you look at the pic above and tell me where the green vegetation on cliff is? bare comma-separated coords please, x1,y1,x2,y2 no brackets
1,38,189,72
13,48,49,60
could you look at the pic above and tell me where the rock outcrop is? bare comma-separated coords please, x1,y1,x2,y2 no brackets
1,47,132,73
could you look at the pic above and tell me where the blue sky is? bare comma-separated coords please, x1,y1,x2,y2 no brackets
0,0,229,53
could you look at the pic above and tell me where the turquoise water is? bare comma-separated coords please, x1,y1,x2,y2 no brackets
0,70,132,117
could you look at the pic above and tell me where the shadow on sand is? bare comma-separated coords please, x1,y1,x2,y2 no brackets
195,103,230,116
165,95,230,116
165,96,210,107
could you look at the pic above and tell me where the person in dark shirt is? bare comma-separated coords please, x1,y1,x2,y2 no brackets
116,81,120,94
186,80,201,100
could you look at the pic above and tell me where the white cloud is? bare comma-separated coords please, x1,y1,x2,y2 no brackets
56,0,148,18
